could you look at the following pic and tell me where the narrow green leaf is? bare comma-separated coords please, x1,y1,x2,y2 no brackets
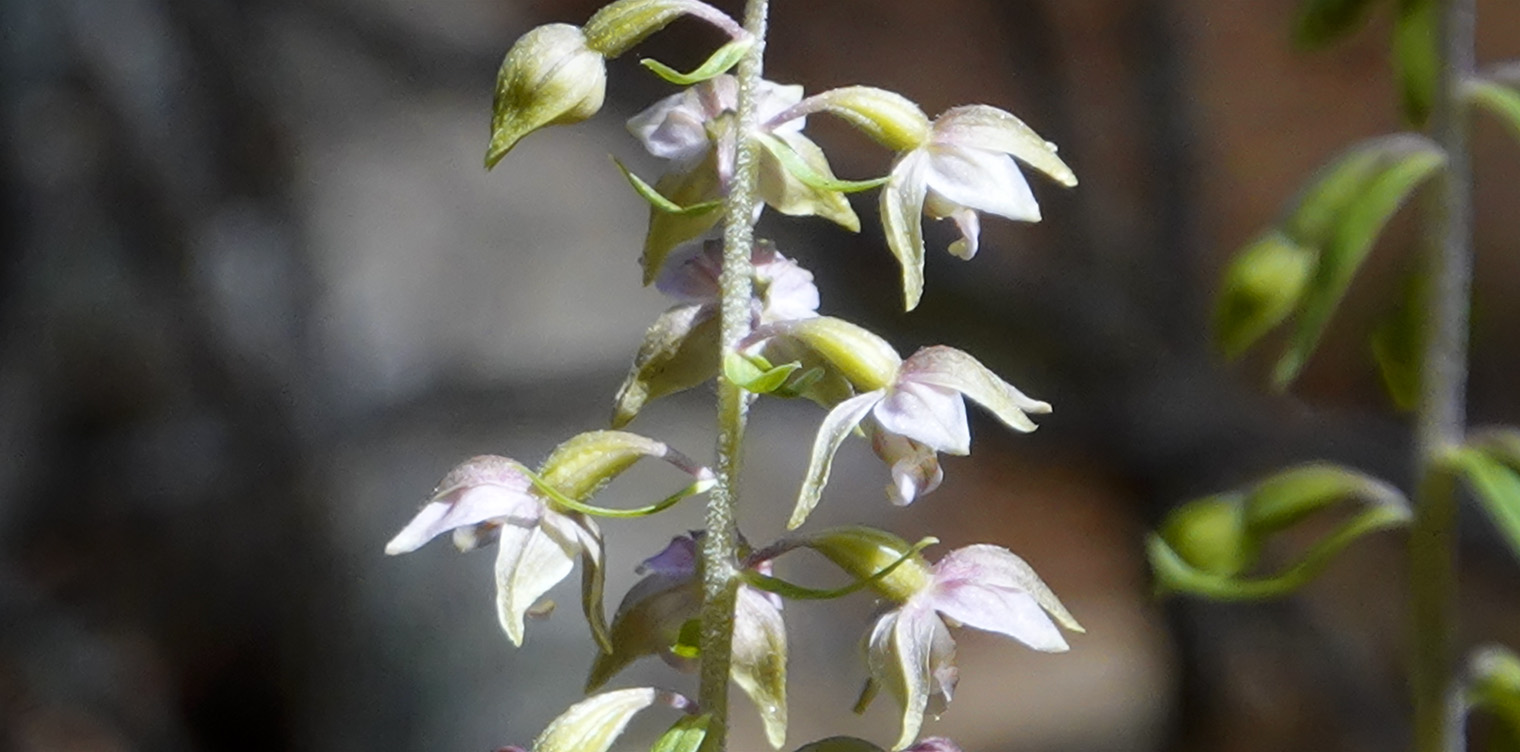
524,467,713,519
756,133,889,193
1393,0,1438,127
651,714,712,752
1454,449,1520,562
1370,267,1426,411
614,158,724,215
640,37,753,85
1214,232,1315,359
742,536,938,601
1467,77,1520,145
1273,135,1444,387
1292,0,1382,48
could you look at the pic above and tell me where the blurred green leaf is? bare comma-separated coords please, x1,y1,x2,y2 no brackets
1453,448,1520,562
1467,76,1520,145
1370,267,1427,411
1293,0,1383,48
1393,0,1438,126
1150,463,1409,600
641,37,752,85
1215,232,1315,359
1468,646,1520,751
1272,135,1444,387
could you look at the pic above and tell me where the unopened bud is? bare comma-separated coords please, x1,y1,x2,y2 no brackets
487,24,607,167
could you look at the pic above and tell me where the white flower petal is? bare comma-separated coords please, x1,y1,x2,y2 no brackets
790,391,884,529
900,347,1050,434
495,515,581,646
868,428,944,506
930,105,1076,187
531,687,665,752
932,544,1082,635
943,208,980,260
385,458,538,555
923,145,1040,223
732,585,789,748
872,381,970,456
930,583,1067,653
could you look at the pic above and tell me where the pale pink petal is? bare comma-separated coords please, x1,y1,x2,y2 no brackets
868,427,944,506
628,88,711,163
495,514,581,646
900,347,1049,434
923,144,1039,223
929,581,1067,653
872,380,970,455
932,544,1082,636
385,458,538,555
655,241,724,301
754,245,820,323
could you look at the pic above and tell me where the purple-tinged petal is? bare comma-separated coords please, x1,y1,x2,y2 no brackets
880,152,931,310
900,347,1050,435
932,544,1082,635
628,87,711,163
928,582,1066,653
385,456,538,555
922,145,1039,224
495,512,582,646
754,244,820,323
873,380,970,456
904,739,964,752
654,242,724,301
790,391,885,529
868,427,944,506
929,105,1076,188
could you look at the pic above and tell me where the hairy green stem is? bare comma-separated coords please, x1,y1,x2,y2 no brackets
697,0,769,747
1410,0,1474,750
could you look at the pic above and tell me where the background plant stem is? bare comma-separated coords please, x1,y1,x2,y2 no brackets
697,0,769,748
1410,1,1474,750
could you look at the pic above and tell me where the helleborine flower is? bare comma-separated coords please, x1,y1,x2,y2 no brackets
749,317,1051,528
384,431,712,649
587,534,790,748
628,75,859,283
858,542,1083,750
612,241,820,428
880,105,1078,310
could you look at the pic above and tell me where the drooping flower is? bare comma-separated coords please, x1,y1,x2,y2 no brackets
384,431,712,649
612,240,820,427
807,530,1081,750
587,534,790,749
628,75,859,282
745,317,1050,528
879,105,1078,310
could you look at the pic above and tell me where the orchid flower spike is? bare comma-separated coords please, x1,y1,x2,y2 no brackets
808,530,1081,750
747,317,1051,528
587,534,791,748
612,240,819,428
880,105,1078,310
384,431,712,650
628,75,860,282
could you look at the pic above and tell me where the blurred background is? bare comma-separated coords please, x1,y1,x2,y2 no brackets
3,0,1519,750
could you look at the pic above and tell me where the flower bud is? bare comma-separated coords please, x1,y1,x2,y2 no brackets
487,24,607,167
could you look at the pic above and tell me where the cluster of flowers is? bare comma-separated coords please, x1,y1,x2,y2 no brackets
388,1,1081,751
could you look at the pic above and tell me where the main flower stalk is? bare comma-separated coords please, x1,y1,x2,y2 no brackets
1410,0,1474,750
698,0,769,746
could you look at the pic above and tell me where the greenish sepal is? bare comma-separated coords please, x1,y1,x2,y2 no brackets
779,87,930,152
756,134,861,232
787,526,934,602
532,687,680,752
1466,77,1520,145
1267,134,1445,388
756,133,889,193
723,352,801,394
641,157,725,284
763,317,902,393
652,713,712,752
1393,0,1438,127
742,536,937,601
525,466,713,519
640,36,753,85
1213,232,1314,360
583,0,740,57
1291,0,1381,49
615,158,725,215
613,304,720,428
1452,447,1520,563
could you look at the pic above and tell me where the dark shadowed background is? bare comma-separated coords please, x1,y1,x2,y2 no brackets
2,0,1519,750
